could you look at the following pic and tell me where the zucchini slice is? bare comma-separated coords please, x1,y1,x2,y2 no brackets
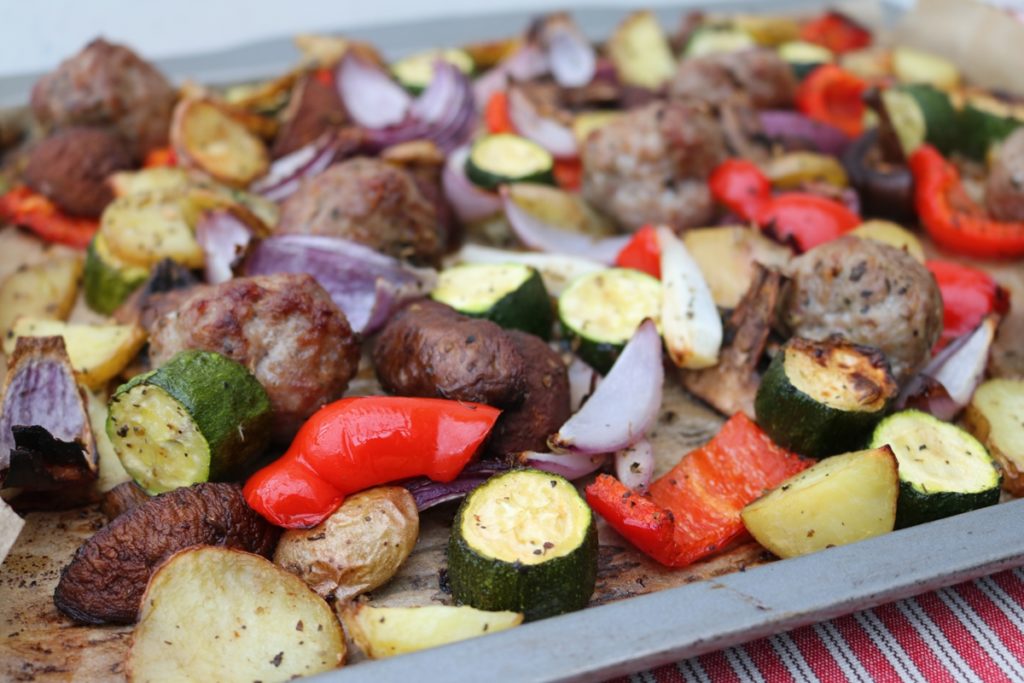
777,41,834,80
871,410,1001,528
755,337,898,458
881,84,958,156
391,48,474,94
957,90,1024,161
741,446,899,559
557,267,661,374
965,378,1024,496
447,469,598,621
83,235,150,315
466,134,555,191
684,28,756,58
431,263,553,339
107,350,272,494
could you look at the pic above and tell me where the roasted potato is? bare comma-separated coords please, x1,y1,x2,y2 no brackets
100,190,205,269
966,378,1024,496
340,604,522,659
682,226,792,309
0,255,83,335
109,167,190,198
54,483,279,624
274,487,419,602
171,98,269,187
127,546,345,683
607,11,676,89
505,183,617,237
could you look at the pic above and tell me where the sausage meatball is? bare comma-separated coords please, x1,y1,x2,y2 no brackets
30,38,176,159
372,300,527,407
780,236,943,382
985,127,1024,222
580,101,726,232
276,158,441,264
148,274,360,441
23,126,133,217
669,48,797,109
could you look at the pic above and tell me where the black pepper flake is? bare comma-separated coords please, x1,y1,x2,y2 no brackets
270,652,283,667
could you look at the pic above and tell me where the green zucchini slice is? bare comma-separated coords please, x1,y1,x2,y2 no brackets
870,410,1001,528
881,84,958,156
447,469,597,621
465,134,555,191
83,235,150,315
957,91,1024,161
557,268,661,374
777,41,833,80
391,48,474,94
431,263,553,339
755,337,898,459
107,350,273,494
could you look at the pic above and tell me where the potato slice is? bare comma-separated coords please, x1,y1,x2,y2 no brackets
340,604,522,659
171,99,269,187
4,318,146,390
100,190,205,269
0,255,83,335
741,446,899,559
851,220,926,263
966,378,1024,496
607,11,676,89
128,546,344,683
109,167,190,198
683,226,793,308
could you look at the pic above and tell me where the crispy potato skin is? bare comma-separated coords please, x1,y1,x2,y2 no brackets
53,483,279,625
965,400,1024,497
372,300,527,407
274,487,418,602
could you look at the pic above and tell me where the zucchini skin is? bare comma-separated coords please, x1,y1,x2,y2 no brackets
902,84,958,155
83,237,148,315
895,481,1000,529
433,266,553,340
465,134,555,191
959,105,1022,161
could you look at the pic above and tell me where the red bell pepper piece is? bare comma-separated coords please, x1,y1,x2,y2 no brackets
244,396,501,528
553,157,582,191
909,145,1024,259
615,225,662,278
795,64,867,138
0,186,98,249
926,260,1010,349
143,146,177,168
586,413,809,568
708,159,772,220
485,91,515,134
800,11,872,55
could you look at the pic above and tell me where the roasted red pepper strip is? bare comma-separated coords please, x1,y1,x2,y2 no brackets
795,64,867,138
586,413,809,568
926,260,1010,349
553,157,582,191
909,145,1024,259
485,91,515,134
708,159,772,220
0,186,98,249
143,146,177,168
244,397,501,528
800,11,872,55
614,225,662,278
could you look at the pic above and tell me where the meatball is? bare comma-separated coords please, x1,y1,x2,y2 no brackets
581,101,726,232
986,128,1024,222
372,300,527,408
148,274,360,441
31,38,176,159
276,158,441,264
23,127,133,217
780,236,943,382
669,48,797,109
271,73,348,159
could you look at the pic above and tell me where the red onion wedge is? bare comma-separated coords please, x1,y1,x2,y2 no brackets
614,438,654,492
507,86,577,159
196,210,254,284
548,319,663,454
519,451,607,480
758,110,850,157
442,146,502,223
568,355,600,412
541,15,597,88
336,52,411,129
500,186,630,264
473,44,549,109
401,460,512,511
244,234,436,335
249,133,338,202
898,316,998,421
656,226,722,370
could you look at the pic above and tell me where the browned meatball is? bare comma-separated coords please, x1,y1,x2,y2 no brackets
487,331,570,456
372,300,527,407
780,236,943,382
22,126,133,217
986,128,1024,221
148,274,360,440
31,39,176,159
276,157,441,264
271,73,348,158
581,101,726,232
669,48,797,109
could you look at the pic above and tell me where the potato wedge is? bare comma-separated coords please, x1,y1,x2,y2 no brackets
4,318,146,390
109,167,190,198
506,183,616,237
128,546,344,683
966,378,1024,496
683,226,792,309
607,11,677,89
274,487,418,602
340,604,522,659
171,99,269,187
851,220,926,263
100,190,205,269
741,446,899,559
0,255,83,335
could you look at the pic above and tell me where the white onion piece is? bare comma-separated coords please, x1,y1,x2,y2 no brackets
196,210,254,284
614,438,654,492
543,18,597,88
549,319,663,454
244,234,436,334
521,451,607,480
447,244,604,296
507,86,577,159
568,355,600,412
442,146,502,223
336,53,411,129
249,134,338,202
656,226,723,369
500,187,630,264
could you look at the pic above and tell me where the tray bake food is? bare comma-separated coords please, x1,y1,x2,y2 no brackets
1,2,1023,681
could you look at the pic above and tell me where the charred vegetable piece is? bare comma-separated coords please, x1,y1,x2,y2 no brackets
870,410,1000,528
447,469,597,621
466,134,555,191
0,255,83,335
101,481,150,520
607,11,675,89
431,263,552,339
83,235,150,315
391,48,474,94
965,379,1024,497
107,350,272,494
171,99,269,187
340,604,523,659
841,129,915,222
880,84,957,156
127,546,344,683
741,446,899,558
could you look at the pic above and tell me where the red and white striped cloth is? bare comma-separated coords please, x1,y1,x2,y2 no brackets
613,568,1024,682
